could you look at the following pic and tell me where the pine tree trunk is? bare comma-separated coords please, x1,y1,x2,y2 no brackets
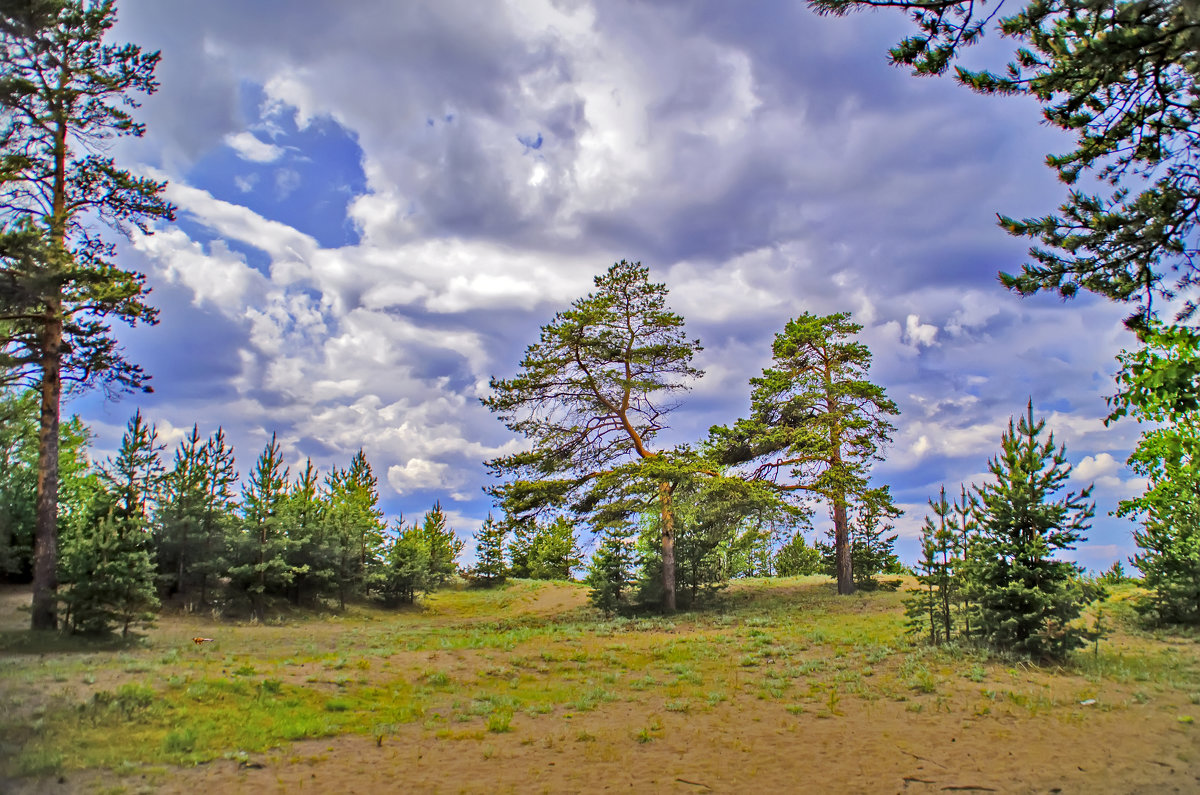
31,102,70,632
834,496,853,595
658,481,676,613
31,295,63,630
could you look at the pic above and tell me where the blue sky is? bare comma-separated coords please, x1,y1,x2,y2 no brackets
72,0,1150,569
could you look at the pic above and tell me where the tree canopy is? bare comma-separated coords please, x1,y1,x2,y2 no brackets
810,0,1200,326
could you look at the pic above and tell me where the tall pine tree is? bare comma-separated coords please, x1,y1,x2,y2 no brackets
0,1,175,629
710,312,899,594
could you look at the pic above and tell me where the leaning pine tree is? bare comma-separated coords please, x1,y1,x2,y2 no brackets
969,402,1096,659
483,260,704,612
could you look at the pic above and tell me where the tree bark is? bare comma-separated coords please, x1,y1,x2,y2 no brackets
834,495,854,595
659,481,676,613
31,294,63,630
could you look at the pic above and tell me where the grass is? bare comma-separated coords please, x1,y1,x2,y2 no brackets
2,575,1199,784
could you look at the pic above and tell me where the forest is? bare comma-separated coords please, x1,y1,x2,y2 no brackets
3,0,1200,790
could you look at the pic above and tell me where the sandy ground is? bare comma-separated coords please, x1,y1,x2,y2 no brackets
24,687,1200,794
3,583,1200,793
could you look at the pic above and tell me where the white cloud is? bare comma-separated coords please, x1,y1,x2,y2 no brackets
224,131,285,163
904,314,938,348
1072,452,1121,482
388,458,453,495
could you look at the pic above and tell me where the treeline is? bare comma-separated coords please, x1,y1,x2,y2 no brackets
0,390,463,635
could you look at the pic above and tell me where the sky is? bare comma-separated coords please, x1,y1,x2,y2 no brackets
66,0,1150,569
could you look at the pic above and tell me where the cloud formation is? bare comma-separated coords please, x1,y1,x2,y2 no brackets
88,0,1147,569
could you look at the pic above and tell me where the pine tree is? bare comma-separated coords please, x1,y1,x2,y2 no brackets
321,451,386,607
194,428,237,606
379,518,431,605
155,425,206,603
228,435,293,619
811,0,1200,334
0,1,176,629
774,531,822,576
483,260,704,612
469,514,508,586
281,458,331,607
847,487,902,590
951,485,978,638
419,502,464,587
905,487,957,645
586,524,636,617
506,516,536,579
969,402,1097,659
710,312,899,595
59,410,161,636
527,516,581,581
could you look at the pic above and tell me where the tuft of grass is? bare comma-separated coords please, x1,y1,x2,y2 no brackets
163,727,198,754
324,698,353,712
486,708,513,733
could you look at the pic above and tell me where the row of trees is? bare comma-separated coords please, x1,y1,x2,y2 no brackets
0,390,465,633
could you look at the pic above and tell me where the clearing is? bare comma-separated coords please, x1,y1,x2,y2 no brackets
1,577,1198,793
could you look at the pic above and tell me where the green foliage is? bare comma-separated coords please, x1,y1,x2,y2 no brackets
419,502,465,586
639,474,785,606
810,0,1200,328
507,516,580,581
0,388,91,579
483,260,704,610
379,503,465,605
378,522,431,606
59,412,161,636
226,435,294,618
320,450,387,607
585,524,636,616
1110,322,1200,422
968,403,1098,659
468,515,508,586
1098,561,1131,587
773,531,822,576
1112,323,1200,623
278,458,329,606
711,312,899,595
